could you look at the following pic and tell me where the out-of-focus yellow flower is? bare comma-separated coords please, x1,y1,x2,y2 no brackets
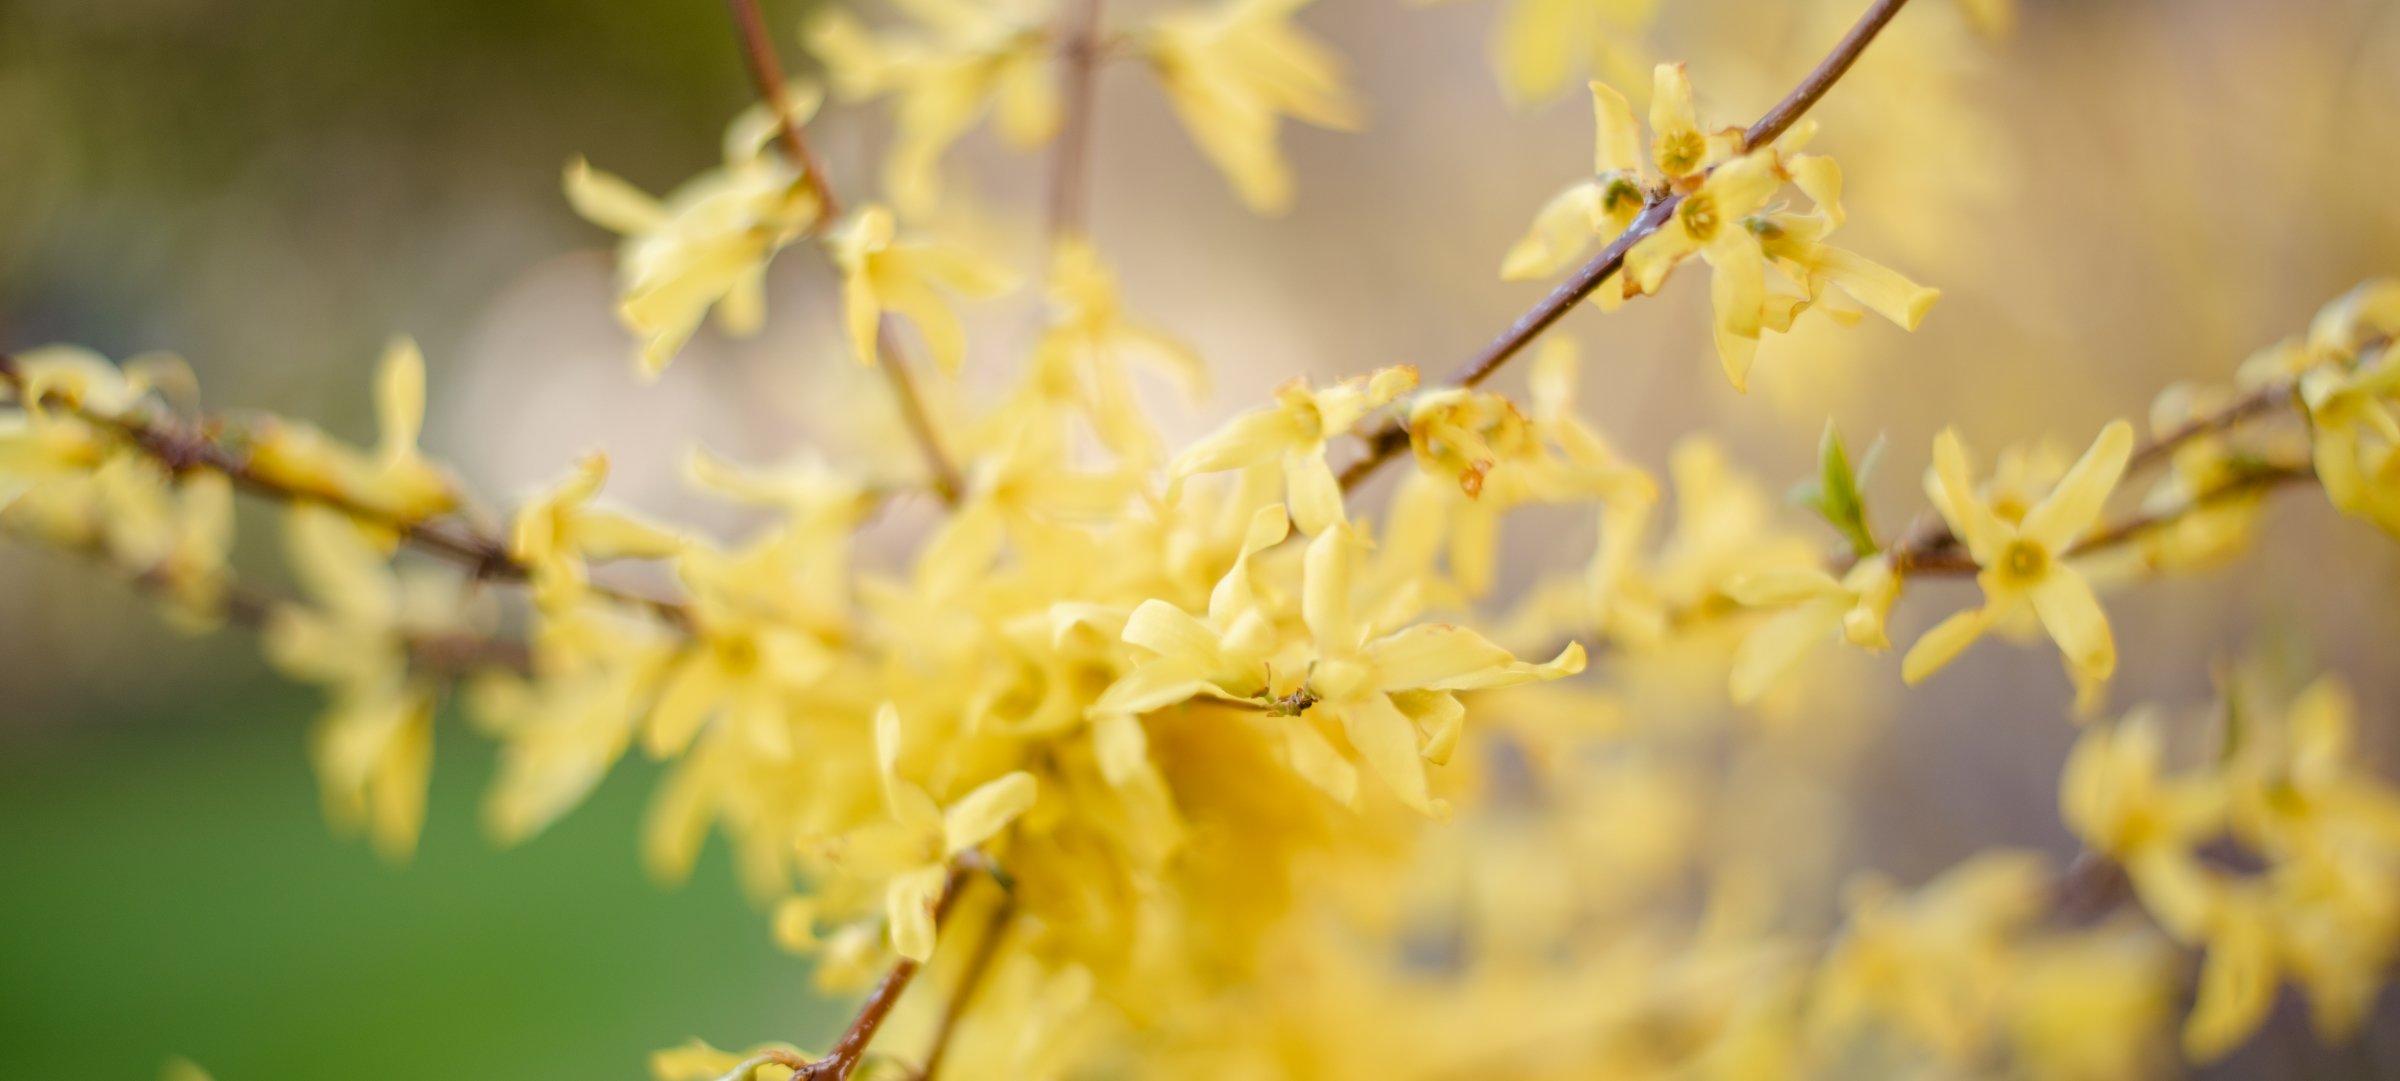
263,506,479,861
1813,850,2053,1063
643,540,840,760
1292,523,1585,816
1482,0,1657,106
824,205,1016,375
509,453,685,612
833,703,1037,961
649,1038,807,1081
810,0,1058,217
1726,556,1899,704
1142,0,1364,214
247,337,457,524
1902,421,2133,710
1626,149,1786,389
1016,239,1206,466
566,98,825,376
1500,80,1656,282
2301,347,2400,531
2003,923,2176,1081
1168,366,1417,535
2059,710,2225,937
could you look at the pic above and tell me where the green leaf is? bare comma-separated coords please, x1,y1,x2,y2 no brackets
1798,422,1879,557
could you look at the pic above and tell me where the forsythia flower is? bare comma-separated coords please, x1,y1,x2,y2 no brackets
1500,80,1656,282
1726,555,1899,704
1168,366,1417,535
509,453,685,612
246,336,458,523
567,98,826,376
1142,0,1364,214
837,703,1037,961
1903,421,2133,709
1291,524,1586,815
810,0,1059,216
1015,239,1207,465
825,205,1016,374
1483,0,1657,106
263,507,481,861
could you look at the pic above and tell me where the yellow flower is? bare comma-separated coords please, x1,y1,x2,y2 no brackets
243,336,456,525
836,703,1037,962
1168,366,1417,535
824,204,1016,375
1624,149,1785,389
2301,348,2400,531
1902,421,2133,709
810,0,1059,217
1292,524,1585,816
263,506,480,861
566,97,825,376
1726,556,1900,705
1143,0,1364,214
643,539,840,760
1485,0,1657,106
1499,79,1655,282
509,453,686,613
2059,710,2226,938
1813,850,2054,1062
1016,239,1207,466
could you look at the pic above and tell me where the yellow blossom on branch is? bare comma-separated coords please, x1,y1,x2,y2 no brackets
824,205,1017,374
566,97,826,376
1142,0,1364,214
809,0,1060,216
1168,366,1417,535
1902,421,2133,709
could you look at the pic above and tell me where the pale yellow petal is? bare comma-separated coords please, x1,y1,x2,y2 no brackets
1902,605,1992,684
2021,420,2133,551
942,770,1037,855
887,864,950,962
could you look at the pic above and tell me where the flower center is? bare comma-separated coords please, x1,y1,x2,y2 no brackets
1998,539,2049,583
1656,129,1706,177
1679,193,1720,241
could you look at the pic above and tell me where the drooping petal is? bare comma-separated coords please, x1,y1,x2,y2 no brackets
1302,522,1358,648
942,770,1038,855
1283,449,1346,536
886,864,951,962
1901,605,1993,684
1590,79,1642,175
1335,694,1437,816
1730,598,1844,704
1361,623,1517,691
2029,568,2115,679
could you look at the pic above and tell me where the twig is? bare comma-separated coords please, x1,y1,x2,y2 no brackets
916,894,1018,1081
1337,0,1918,493
0,359,696,627
797,861,990,1081
1046,0,1108,244
724,0,842,218
717,0,966,507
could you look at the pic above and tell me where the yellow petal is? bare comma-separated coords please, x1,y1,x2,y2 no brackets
1902,605,1992,684
563,157,666,235
942,771,1037,855
2021,420,2133,551
1808,245,1938,330
1930,429,2009,562
1303,523,1358,648
1283,449,1345,536
1730,599,1842,704
2182,900,2278,1063
886,864,949,962
1335,694,1435,816
374,336,428,461
1361,623,1517,690
1590,80,1642,175
1501,182,1604,281
2030,568,2115,680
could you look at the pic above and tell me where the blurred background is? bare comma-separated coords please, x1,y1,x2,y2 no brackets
4,0,2399,1076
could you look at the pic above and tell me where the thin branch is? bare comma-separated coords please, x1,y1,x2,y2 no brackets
1046,0,1108,245
798,861,990,1081
916,893,1018,1081
717,0,966,507
0,359,695,628
2127,380,2295,474
1338,0,1918,494
724,0,842,218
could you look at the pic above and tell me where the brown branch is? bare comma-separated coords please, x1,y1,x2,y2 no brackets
2127,380,2295,474
798,861,992,1081
717,1,965,507
1337,0,1918,494
0,360,695,628
724,0,841,218
1046,0,1107,244
2,530,532,674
